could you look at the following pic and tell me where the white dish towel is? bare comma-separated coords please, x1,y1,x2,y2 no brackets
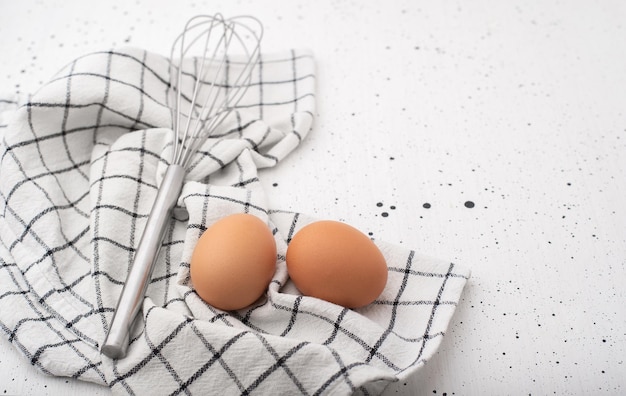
0,46,470,395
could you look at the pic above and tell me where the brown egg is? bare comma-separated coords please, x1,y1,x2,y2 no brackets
190,213,276,311
286,220,388,308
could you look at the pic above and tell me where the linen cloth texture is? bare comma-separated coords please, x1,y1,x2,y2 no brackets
0,46,470,395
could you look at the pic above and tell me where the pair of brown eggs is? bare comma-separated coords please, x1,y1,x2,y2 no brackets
190,214,388,311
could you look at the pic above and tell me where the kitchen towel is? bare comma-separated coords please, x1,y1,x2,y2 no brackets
0,46,470,395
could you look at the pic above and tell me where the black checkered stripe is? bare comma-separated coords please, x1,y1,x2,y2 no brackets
0,46,469,395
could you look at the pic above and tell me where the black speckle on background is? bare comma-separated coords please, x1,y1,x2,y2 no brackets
464,201,475,208
272,182,278,187
423,203,431,209
376,203,396,217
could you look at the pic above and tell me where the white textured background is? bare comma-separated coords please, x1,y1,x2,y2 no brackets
1,0,625,395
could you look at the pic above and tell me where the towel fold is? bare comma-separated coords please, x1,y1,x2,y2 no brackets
0,46,469,395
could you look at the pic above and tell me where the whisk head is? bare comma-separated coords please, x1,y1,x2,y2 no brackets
169,14,263,168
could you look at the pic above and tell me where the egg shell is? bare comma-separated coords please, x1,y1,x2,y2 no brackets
190,213,277,311
286,220,388,308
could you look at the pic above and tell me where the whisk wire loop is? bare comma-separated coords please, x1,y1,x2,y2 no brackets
177,16,228,165
169,14,263,169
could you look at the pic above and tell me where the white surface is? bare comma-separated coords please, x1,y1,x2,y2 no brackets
1,0,625,395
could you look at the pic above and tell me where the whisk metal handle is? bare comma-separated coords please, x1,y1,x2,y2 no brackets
101,164,186,359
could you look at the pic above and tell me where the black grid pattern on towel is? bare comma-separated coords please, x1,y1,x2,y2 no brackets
0,46,469,395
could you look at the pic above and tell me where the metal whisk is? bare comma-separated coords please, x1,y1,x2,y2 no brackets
101,14,263,359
